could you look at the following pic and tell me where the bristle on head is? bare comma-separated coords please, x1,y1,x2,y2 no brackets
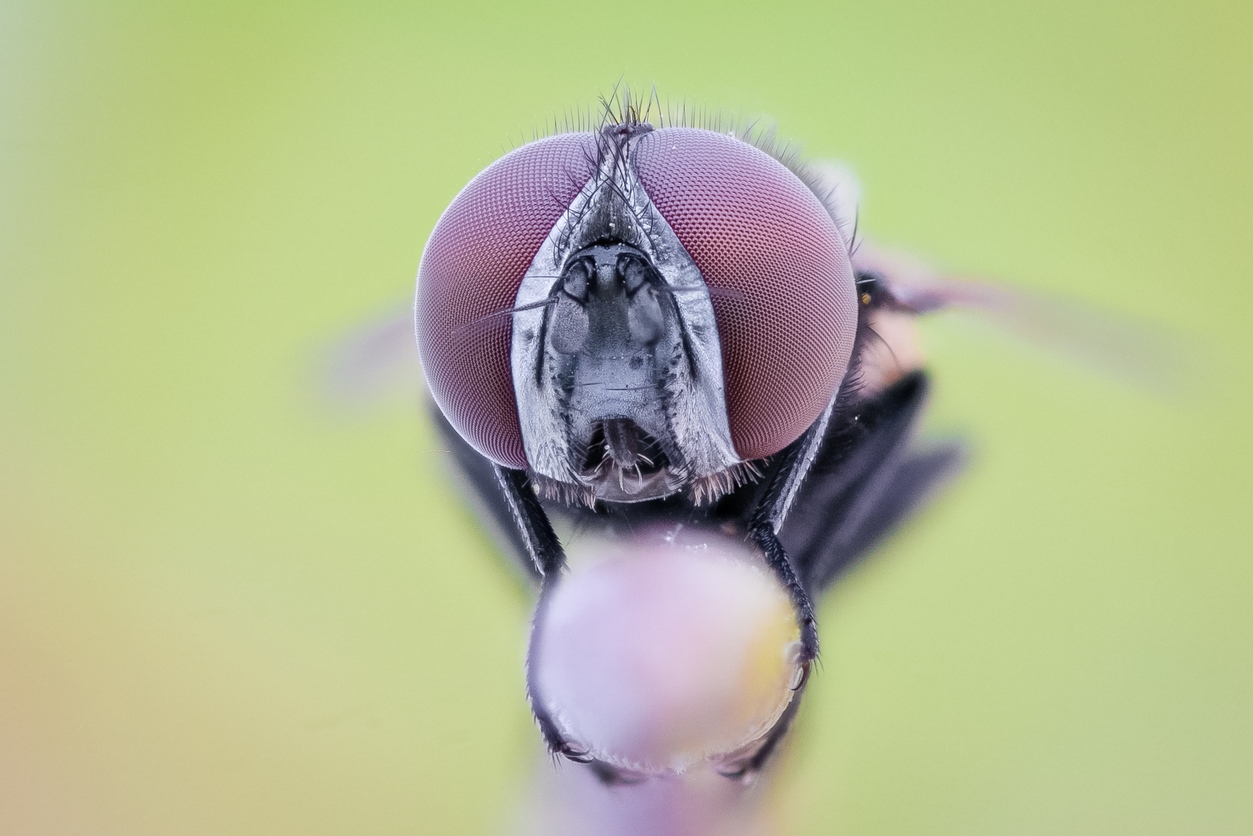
528,84,845,232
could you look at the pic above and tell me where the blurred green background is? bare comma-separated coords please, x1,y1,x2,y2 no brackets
2,0,1250,833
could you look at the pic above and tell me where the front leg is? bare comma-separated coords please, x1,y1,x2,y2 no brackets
488,469,587,753
748,519,819,667
493,466,655,782
492,464,566,578
741,397,841,668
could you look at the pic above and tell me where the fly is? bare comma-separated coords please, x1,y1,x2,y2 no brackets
405,93,1169,782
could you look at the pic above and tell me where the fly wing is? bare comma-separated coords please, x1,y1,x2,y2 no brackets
816,443,966,587
774,371,966,595
312,308,423,410
807,160,1187,393
852,240,1186,391
309,308,545,581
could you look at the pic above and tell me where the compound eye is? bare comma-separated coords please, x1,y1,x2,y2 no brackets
415,134,598,468
633,128,859,460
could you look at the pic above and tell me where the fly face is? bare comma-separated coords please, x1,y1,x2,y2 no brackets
525,243,701,502
416,121,860,506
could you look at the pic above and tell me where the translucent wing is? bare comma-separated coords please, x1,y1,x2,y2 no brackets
311,307,422,411
853,239,1186,391
809,160,1187,392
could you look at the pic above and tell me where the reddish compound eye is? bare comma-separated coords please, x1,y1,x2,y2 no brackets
415,133,598,468
633,128,859,461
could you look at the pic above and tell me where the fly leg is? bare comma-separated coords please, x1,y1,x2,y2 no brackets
434,409,641,780
778,371,967,595
722,371,964,780
488,467,583,756
741,391,842,668
748,520,819,666
492,465,565,579
715,406,838,783
493,465,651,784
745,371,941,653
